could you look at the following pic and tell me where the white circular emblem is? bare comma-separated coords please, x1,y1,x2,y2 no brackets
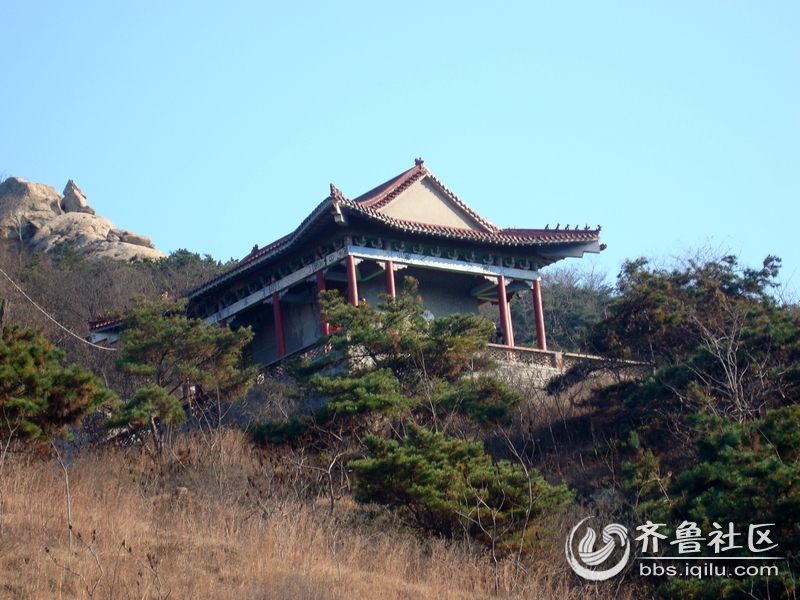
565,517,631,581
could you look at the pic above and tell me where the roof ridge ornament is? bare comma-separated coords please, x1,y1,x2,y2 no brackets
329,183,344,201
415,157,424,167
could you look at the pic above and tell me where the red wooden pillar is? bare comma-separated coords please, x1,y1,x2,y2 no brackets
385,260,396,298
532,279,547,351
497,275,514,347
272,291,286,358
346,255,359,306
316,270,331,336
505,295,515,348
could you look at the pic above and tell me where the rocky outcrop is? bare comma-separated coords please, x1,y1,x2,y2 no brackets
0,177,166,261
61,180,95,215
106,228,153,248
0,177,64,242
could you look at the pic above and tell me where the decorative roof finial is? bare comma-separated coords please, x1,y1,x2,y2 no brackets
329,183,344,200
415,157,424,167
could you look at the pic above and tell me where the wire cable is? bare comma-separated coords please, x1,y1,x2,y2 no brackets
0,265,119,351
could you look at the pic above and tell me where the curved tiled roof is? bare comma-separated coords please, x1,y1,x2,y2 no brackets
88,316,124,331
187,160,601,298
335,198,599,245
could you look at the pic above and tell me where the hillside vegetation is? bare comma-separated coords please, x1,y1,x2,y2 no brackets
0,243,797,599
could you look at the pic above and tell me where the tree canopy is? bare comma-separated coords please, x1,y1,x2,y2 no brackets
110,297,255,448
0,324,115,443
350,424,572,547
584,254,800,598
590,254,800,421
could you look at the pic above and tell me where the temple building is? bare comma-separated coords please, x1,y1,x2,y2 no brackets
90,159,603,366
176,159,603,368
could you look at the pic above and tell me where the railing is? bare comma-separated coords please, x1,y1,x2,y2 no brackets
484,343,563,368
257,343,334,382
256,342,651,383
485,343,651,375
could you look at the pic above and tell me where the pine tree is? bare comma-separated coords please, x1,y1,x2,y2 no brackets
294,277,517,427
350,424,573,548
0,324,114,443
110,297,255,452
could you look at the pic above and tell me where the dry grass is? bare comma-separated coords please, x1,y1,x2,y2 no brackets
0,430,642,599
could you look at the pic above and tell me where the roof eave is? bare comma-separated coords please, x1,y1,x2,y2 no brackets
187,196,337,298
537,240,602,258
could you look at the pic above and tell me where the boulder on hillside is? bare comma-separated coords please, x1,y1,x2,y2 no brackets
0,177,63,242
86,242,165,261
61,180,95,215
30,212,115,253
107,228,155,248
0,176,166,261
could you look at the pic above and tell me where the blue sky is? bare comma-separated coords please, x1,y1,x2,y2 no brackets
2,1,798,294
